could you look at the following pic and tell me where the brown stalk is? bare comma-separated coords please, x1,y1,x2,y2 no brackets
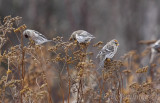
42,70,53,103
66,59,71,103
63,47,71,103
40,47,53,103
20,30,25,82
76,79,82,103
98,79,102,103
58,72,65,103
139,40,156,45
20,30,25,103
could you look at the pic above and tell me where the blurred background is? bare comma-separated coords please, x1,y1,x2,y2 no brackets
1,0,160,57
1,0,160,102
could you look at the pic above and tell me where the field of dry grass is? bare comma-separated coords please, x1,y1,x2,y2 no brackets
0,15,160,103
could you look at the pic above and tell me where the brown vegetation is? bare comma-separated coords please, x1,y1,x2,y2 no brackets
0,15,160,103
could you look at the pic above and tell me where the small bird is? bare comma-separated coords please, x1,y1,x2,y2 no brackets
150,40,160,63
96,39,119,68
23,29,52,45
69,30,95,43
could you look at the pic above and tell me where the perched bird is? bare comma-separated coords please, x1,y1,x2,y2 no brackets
96,39,119,68
150,40,160,63
23,29,52,45
69,30,95,43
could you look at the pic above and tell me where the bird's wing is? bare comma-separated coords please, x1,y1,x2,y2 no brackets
78,31,88,36
97,45,114,69
76,34,86,43
103,45,114,58
102,44,114,54
96,44,114,58
34,38,52,45
78,31,95,38
33,30,47,39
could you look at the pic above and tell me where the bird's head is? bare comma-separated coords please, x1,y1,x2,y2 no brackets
153,40,160,52
111,39,119,46
69,32,76,41
23,29,32,38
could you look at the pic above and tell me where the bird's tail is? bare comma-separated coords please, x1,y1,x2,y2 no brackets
91,36,95,39
97,58,105,70
96,52,100,58
150,48,156,64
47,40,53,42
96,55,99,58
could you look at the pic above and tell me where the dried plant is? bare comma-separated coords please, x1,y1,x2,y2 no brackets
0,15,160,103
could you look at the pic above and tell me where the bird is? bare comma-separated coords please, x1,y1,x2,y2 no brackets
150,39,160,63
96,39,119,69
23,29,52,45
69,30,95,43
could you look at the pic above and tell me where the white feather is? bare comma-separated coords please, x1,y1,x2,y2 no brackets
23,29,52,45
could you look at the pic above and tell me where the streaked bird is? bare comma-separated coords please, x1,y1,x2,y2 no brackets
150,39,160,63
69,30,95,43
96,39,119,68
23,29,52,45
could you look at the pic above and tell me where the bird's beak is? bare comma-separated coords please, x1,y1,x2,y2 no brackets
69,37,72,41
116,43,119,46
114,40,119,46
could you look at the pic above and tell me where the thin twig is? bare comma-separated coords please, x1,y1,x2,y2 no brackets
58,71,65,103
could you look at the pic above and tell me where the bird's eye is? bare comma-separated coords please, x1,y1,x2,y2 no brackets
25,35,29,38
